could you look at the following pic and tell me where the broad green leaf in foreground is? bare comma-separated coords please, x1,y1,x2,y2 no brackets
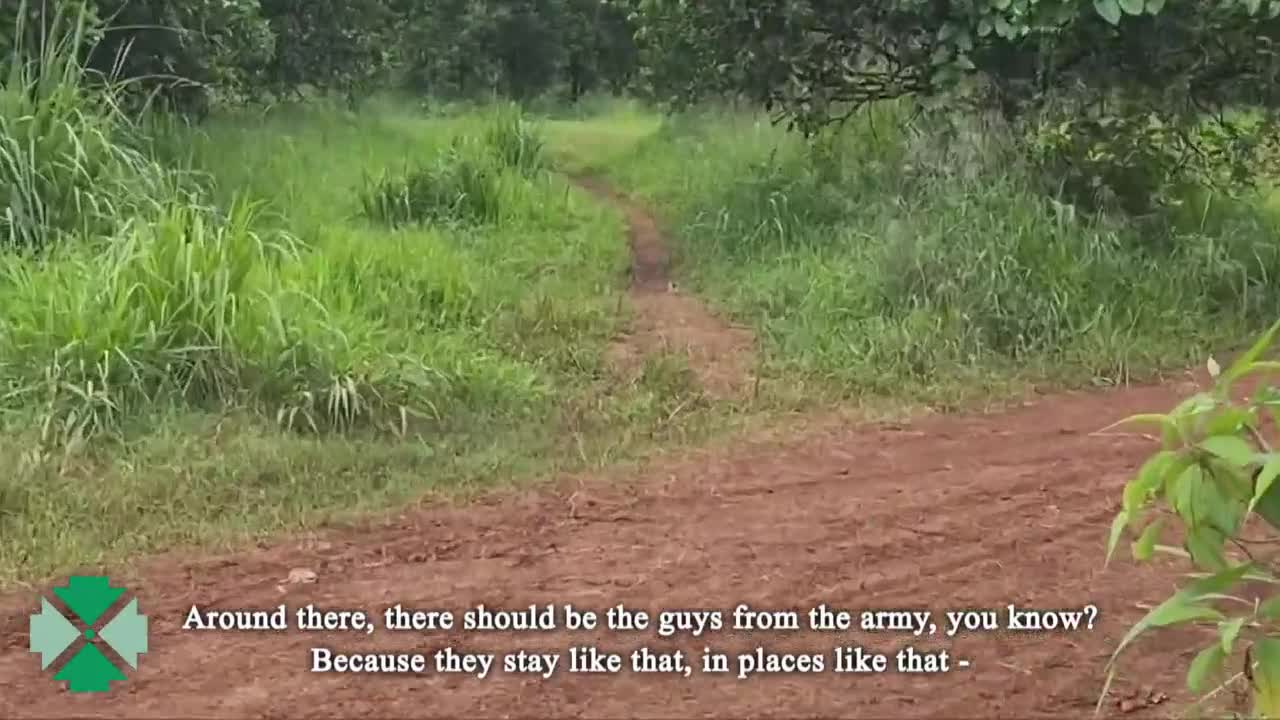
1223,318,1280,384
1200,435,1256,468
1253,638,1280,717
1188,642,1227,694
1107,563,1251,674
1095,0,1123,24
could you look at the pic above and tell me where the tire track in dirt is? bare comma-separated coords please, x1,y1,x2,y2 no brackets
569,174,756,401
0,382,1214,718
0,183,1219,718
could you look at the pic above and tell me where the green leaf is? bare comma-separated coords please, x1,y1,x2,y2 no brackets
1225,318,1280,383
1226,361,1280,383
1145,0,1166,12
1201,436,1256,468
1255,473,1280,532
1258,594,1280,619
1108,566,1247,673
1250,455,1280,514
1186,525,1228,573
1252,638,1280,717
1124,450,1178,513
1101,412,1180,448
1186,563,1255,597
977,17,994,36
1188,643,1227,694
1132,518,1162,561
1171,463,1204,523
1118,0,1144,14
994,15,1013,38
1205,406,1258,438
1246,0,1264,15
1219,616,1246,655
1102,413,1172,430
1153,602,1224,628
1094,0,1122,24
1106,510,1130,565
1171,393,1220,423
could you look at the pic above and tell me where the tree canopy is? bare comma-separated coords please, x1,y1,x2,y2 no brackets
5,0,1279,213
624,0,1280,131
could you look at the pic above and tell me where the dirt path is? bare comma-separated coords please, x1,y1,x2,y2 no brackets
0,182,1213,718
571,175,756,400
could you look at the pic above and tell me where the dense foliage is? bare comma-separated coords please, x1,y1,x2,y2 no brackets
8,0,1278,215
623,0,1280,127
623,0,1280,213
2,0,639,111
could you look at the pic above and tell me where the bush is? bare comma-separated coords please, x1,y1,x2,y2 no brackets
1026,102,1280,219
1104,322,1280,718
0,6,521,443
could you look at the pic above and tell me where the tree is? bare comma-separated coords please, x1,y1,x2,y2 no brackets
625,0,1280,131
623,0,1280,212
255,0,398,105
87,0,275,113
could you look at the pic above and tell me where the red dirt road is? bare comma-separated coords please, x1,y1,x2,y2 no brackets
0,382,1212,719
571,175,757,400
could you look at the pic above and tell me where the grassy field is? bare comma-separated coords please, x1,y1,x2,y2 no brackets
5,50,1280,588
0,93,731,586
557,103,1280,406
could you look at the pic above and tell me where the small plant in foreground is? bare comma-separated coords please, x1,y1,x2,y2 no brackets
1104,318,1280,718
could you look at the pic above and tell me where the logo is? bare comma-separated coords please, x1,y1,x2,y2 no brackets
29,575,149,693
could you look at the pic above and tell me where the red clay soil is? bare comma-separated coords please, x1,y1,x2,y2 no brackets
0,180,1220,718
0,382,1212,719
571,175,756,400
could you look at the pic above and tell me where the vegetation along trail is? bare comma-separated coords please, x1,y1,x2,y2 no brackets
9,0,1280,715
0,178,1209,717
569,175,756,400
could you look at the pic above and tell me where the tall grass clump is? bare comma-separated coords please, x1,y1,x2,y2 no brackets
358,104,552,227
0,198,470,443
0,1,171,251
483,101,547,175
0,8,526,444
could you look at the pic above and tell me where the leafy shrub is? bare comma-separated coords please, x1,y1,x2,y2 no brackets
1105,322,1280,718
1027,103,1280,219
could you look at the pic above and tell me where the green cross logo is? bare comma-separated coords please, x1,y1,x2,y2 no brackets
29,575,149,693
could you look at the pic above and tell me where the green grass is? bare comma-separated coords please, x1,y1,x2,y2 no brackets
7,8,1280,590
0,57,730,584
543,99,660,175
554,101,1280,405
